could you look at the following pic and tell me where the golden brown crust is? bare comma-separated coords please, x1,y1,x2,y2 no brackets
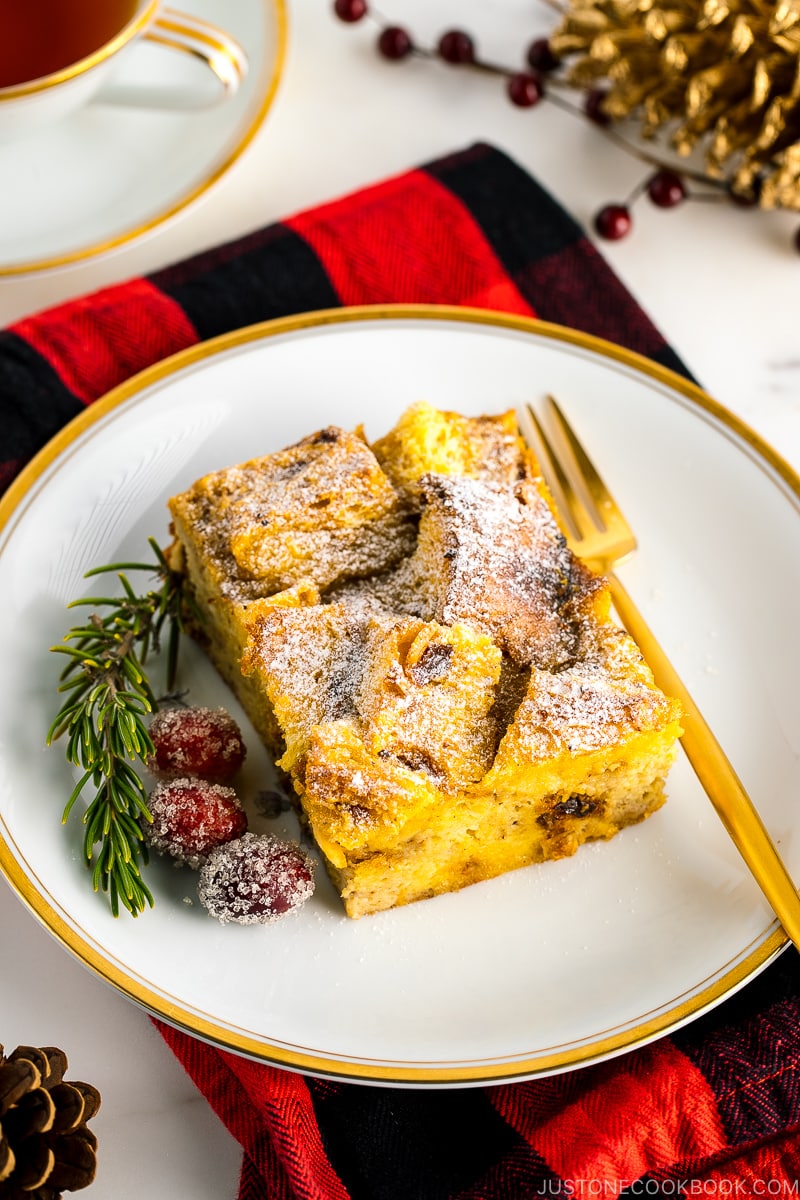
371,401,529,507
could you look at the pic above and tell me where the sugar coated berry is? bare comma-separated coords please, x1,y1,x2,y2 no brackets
143,777,248,869
198,833,315,925
147,706,246,782
594,203,632,240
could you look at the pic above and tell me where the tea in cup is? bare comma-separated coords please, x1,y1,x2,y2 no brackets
0,0,248,138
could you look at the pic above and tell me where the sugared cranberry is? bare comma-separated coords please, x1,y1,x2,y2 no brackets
584,87,611,126
647,169,687,208
333,0,367,20
377,26,413,60
507,70,543,107
198,833,315,925
147,706,246,782
437,29,475,65
526,38,560,73
594,204,632,240
143,778,248,868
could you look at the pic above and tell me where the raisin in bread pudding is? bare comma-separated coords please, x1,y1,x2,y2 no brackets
167,401,682,918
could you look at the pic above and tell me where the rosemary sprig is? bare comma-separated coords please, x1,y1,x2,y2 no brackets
47,538,193,917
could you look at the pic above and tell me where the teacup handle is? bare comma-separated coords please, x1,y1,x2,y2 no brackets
97,7,248,110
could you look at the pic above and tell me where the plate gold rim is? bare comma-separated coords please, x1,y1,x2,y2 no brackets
0,0,288,277
0,303,796,1086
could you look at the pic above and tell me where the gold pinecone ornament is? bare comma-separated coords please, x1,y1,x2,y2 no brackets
549,0,800,208
0,1046,100,1200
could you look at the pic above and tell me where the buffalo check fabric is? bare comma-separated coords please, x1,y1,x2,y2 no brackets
3,142,800,1199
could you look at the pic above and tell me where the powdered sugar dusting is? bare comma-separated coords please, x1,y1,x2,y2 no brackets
498,625,677,764
415,473,597,669
170,426,415,600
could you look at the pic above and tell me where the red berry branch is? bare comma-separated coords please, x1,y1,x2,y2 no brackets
332,0,799,252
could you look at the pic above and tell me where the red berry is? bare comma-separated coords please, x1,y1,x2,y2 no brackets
647,170,686,208
377,26,413,60
594,204,632,240
437,29,475,64
148,706,246,782
795,225,800,254
507,71,543,107
333,0,367,20
584,87,611,126
144,778,248,868
526,38,560,73
198,833,315,925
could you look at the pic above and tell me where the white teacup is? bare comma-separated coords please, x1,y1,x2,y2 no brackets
0,0,249,140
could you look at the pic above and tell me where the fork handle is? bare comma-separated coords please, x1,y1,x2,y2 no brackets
607,572,800,949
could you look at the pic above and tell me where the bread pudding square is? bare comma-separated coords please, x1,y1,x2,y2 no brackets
167,401,683,919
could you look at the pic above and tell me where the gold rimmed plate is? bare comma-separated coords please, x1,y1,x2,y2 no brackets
1,305,798,1085
0,0,286,275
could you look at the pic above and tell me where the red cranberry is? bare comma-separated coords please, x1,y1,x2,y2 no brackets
437,29,475,65
198,833,315,925
378,26,413,60
147,706,246,782
647,170,687,208
584,87,611,126
333,0,367,20
144,778,248,869
526,38,560,73
594,204,632,240
794,225,800,254
507,71,543,107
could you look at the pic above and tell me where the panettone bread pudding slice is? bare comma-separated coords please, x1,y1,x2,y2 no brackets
167,401,682,918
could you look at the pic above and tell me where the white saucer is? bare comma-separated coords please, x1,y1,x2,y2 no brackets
0,0,286,275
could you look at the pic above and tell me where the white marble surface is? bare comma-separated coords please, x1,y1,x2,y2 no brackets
1,2,798,1197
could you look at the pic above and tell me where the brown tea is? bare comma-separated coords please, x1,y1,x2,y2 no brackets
0,0,140,89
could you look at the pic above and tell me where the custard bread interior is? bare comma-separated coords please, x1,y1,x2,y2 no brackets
167,401,682,917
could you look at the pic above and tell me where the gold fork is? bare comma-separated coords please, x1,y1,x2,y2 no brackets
519,395,800,950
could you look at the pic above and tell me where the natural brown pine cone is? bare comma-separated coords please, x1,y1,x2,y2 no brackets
0,1045,100,1199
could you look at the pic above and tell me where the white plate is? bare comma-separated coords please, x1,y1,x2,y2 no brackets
1,306,799,1086
0,0,286,275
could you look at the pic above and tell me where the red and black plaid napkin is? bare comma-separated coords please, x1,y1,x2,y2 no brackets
3,143,800,1198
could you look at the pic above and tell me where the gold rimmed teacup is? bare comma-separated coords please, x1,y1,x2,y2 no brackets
0,0,248,139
